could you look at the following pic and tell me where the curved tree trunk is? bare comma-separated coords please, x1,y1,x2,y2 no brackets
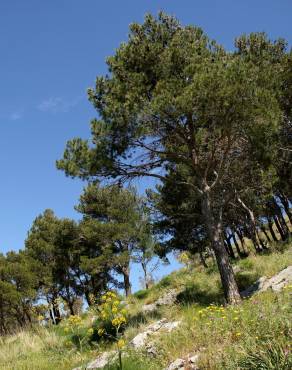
122,265,132,297
261,225,271,242
202,191,241,305
223,230,236,259
272,197,289,239
267,216,278,241
278,191,292,226
141,261,149,289
199,250,208,268
231,231,244,257
237,196,261,253
273,215,286,241
236,229,249,256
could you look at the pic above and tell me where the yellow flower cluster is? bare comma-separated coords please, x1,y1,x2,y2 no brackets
98,291,127,328
98,328,105,336
112,316,126,327
101,291,117,302
117,339,125,349
68,315,82,326
88,291,128,337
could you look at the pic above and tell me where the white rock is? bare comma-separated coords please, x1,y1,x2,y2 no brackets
165,358,185,370
142,289,179,313
241,266,292,297
130,331,151,349
156,289,178,306
142,303,157,313
162,321,181,332
86,351,117,369
147,318,168,332
129,318,181,349
189,354,200,368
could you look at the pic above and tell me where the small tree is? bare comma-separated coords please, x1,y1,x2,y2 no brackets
76,184,149,297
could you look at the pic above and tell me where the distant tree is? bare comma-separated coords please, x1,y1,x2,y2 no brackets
25,210,80,321
76,184,147,297
131,202,159,289
0,251,37,333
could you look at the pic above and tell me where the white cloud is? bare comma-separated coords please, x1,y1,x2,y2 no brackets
10,112,22,120
37,96,82,113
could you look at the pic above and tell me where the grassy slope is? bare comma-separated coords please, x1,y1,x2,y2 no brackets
0,245,291,370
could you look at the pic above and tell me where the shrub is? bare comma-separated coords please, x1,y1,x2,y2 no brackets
91,291,128,370
156,275,172,289
238,341,292,369
134,289,149,300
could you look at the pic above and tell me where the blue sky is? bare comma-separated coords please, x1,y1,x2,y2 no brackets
0,1,291,291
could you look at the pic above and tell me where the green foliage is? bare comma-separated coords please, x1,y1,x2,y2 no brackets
156,276,172,289
57,11,291,303
133,289,149,300
238,341,292,369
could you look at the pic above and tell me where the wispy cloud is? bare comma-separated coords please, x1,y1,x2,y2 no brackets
37,96,82,113
9,112,22,121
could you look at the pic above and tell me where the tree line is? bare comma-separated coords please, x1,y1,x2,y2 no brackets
1,12,291,333
0,186,157,333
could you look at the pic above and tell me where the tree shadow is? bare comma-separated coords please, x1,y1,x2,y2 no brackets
126,309,162,329
235,271,260,291
176,283,224,306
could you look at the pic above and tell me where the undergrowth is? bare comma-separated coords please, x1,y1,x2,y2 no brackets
0,246,291,370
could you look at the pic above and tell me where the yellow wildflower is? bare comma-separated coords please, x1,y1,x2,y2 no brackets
98,328,105,336
117,339,125,349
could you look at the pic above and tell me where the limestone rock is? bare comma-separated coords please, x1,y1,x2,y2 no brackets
86,351,117,369
142,289,179,313
145,341,158,357
241,266,292,297
163,321,181,332
130,319,166,349
130,331,151,349
156,289,178,306
189,354,199,363
142,303,157,313
165,353,200,370
165,358,185,370
130,318,181,349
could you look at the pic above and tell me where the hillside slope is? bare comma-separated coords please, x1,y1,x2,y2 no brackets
0,245,291,370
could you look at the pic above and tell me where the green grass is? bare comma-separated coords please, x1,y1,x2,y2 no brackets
0,245,291,370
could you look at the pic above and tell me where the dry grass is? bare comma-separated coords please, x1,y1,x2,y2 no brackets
0,245,291,369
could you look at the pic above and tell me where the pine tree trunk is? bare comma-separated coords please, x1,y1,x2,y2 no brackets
278,191,292,226
272,197,289,239
199,250,208,268
223,230,236,259
237,196,261,252
267,216,278,241
122,265,132,297
273,215,286,241
231,232,243,257
202,192,241,305
141,261,149,289
256,229,267,250
261,226,271,242
236,230,249,256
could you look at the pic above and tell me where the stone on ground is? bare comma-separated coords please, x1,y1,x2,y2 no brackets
241,265,292,297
